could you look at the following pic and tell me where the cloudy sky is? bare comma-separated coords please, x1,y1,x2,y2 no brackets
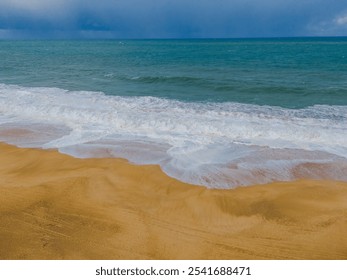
0,0,347,39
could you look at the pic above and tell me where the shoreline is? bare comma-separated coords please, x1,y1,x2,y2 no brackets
1,142,347,259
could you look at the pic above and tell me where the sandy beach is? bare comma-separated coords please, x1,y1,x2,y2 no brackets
0,142,347,260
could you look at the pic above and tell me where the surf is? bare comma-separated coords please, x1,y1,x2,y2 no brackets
1,83,346,188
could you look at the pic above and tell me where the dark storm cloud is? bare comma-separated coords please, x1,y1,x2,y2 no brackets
0,0,346,39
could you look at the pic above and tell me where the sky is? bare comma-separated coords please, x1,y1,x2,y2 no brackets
0,0,347,39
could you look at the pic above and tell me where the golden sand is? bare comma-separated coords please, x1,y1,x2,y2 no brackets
0,142,347,260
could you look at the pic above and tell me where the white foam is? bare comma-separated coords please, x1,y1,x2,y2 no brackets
1,83,347,188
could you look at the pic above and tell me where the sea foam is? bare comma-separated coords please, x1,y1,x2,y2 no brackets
1,83,346,188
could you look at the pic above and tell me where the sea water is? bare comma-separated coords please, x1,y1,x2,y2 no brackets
0,38,346,188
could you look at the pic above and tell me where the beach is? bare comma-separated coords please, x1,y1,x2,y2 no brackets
1,142,347,260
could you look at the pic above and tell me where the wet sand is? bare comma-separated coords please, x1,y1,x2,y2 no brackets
0,142,347,260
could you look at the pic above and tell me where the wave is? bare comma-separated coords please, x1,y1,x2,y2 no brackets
0,83,346,188
104,74,205,86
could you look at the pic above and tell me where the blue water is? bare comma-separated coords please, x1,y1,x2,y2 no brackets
1,38,347,108
0,38,346,188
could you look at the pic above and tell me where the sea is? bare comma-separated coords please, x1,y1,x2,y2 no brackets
0,38,346,188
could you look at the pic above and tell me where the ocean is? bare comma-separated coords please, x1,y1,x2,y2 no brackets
0,38,346,188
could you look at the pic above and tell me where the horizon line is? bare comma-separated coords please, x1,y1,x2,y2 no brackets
1,35,347,41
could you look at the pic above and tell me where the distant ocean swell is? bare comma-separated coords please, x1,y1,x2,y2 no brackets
1,83,346,188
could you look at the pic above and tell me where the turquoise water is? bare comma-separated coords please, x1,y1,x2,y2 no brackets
1,38,347,108
0,38,347,188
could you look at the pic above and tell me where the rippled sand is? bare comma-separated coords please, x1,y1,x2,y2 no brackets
0,143,347,260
